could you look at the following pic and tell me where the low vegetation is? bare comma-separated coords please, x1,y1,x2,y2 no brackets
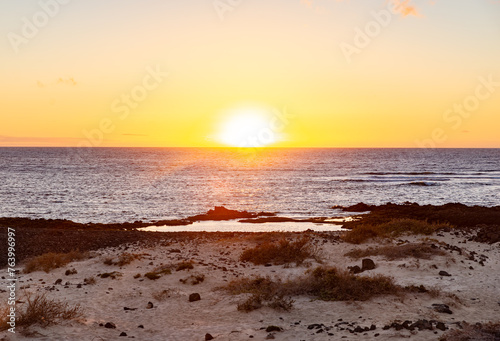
83,276,96,285
223,266,402,311
24,251,88,273
1,293,83,330
180,274,205,285
152,289,175,301
345,243,446,260
0,305,10,331
144,265,172,280
176,261,194,271
98,271,122,279
300,267,401,301
239,236,319,266
342,219,452,244
439,322,500,341
103,252,144,266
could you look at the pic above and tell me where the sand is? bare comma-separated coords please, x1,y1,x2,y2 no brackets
1,229,499,341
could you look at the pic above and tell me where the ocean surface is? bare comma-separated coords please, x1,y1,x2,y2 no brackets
1,148,499,224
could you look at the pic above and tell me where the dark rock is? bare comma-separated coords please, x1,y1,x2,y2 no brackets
370,324,376,330
266,326,282,332
138,325,144,329
146,302,154,309
189,293,201,302
402,320,412,330
439,271,451,277
77,284,82,288
392,323,404,331
307,324,323,330
188,206,275,222
348,265,362,274
436,322,447,331
65,269,77,276
410,319,433,331
353,326,364,333
119,332,127,337
124,307,137,311
104,322,116,329
432,304,453,314
54,278,62,285
205,333,214,340
361,259,376,271
265,333,275,339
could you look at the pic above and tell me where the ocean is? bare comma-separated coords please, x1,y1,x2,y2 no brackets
1,148,499,224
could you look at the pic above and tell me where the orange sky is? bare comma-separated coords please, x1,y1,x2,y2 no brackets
1,0,499,148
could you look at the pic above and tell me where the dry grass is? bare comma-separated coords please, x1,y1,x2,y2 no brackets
152,289,175,301
439,322,500,341
180,274,205,285
144,265,172,280
297,267,401,301
342,219,453,244
345,243,446,260
0,304,10,331
239,236,319,266
404,284,441,298
99,271,122,279
176,261,194,271
24,251,88,273
103,252,144,266
9,293,84,329
83,277,96,285
223,266,401,311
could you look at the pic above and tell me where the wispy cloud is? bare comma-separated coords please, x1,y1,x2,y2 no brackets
0,135,81,146
301,0,420,17
390,0,419,17
37,77,77,88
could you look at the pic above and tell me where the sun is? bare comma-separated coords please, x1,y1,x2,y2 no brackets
216,106,281,147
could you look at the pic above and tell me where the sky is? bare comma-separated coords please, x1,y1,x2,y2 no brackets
0,0,499,148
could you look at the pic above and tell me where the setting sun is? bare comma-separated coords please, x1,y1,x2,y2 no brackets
216,107,282,148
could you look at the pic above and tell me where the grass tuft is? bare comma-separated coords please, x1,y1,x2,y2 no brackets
439,321,500,341
2,293,84,330
24,251,87,273
239,236,318,266
176,261,194,271
152,289,175,301
223,266,401,311
103,252,144,266
342,219,452,244
345,243,446,260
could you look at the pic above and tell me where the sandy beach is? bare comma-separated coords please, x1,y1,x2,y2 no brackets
1,216,499,340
